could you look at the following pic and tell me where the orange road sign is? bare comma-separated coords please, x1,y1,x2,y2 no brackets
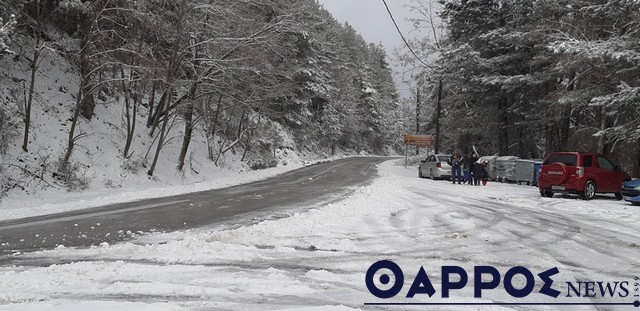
403,134,433,147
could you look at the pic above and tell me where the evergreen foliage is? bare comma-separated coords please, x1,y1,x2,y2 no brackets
408,0,640,175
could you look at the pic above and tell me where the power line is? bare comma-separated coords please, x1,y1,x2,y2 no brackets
381,0,429,67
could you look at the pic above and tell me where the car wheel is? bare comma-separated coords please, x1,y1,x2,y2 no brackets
419,168,424,178
614,192,623,201
581,180,596,200
430,169,435,180
540,189,554,198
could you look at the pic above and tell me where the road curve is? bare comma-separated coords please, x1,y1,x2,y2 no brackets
0,157,390,254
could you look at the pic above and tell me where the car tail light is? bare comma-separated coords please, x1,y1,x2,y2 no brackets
577,166,584,177
436,162,442,168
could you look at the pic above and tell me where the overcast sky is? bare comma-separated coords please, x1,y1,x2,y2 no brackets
317,0,418,98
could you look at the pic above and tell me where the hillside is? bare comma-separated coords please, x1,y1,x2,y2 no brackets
0,0,403,206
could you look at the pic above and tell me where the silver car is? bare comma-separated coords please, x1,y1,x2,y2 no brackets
419,154,452,180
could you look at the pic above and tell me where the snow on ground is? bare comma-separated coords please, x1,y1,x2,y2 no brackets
0,160,639,310
0,39,354,222
0,154,351,222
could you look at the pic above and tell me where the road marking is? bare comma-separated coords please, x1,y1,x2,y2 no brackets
0,200,190,230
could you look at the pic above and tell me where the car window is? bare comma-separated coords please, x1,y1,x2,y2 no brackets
427,156,434,162
437,156,451,163
582,156,593,167
544,154,577,166
597,156,614,170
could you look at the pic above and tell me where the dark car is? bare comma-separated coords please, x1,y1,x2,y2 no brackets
538,152,631,200
621,179,640,205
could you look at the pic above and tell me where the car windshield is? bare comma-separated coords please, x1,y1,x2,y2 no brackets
437,156,451,163
543,154,577,166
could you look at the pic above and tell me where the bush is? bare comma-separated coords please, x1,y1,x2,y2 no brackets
122,158,142,174
53,157,91,191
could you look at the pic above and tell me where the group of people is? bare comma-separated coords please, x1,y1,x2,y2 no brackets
447,152,488,186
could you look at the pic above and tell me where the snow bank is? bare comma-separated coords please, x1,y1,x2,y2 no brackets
1,160,638,310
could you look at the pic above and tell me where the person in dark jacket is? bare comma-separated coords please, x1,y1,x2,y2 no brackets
472,160,489,186
466,153,478,185
447,152,463,184
463,153,477,185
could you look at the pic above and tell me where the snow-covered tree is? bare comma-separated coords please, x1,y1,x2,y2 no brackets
403,0,640,174
0,14,16,55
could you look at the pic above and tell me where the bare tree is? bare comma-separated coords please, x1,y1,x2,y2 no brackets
21,0,51,152
62,0,135,166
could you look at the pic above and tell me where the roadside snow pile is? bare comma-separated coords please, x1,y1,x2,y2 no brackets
0,154,351,222
1,160,638,310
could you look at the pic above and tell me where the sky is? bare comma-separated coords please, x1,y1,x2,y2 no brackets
317,0,418,98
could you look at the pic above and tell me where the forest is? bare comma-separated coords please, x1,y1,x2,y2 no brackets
0,0,402,196
407,0,640,176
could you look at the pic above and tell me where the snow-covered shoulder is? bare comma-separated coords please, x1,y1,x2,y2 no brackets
0,154,352,222
2,160,638,310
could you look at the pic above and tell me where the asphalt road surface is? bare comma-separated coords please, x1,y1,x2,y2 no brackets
0,157,390,255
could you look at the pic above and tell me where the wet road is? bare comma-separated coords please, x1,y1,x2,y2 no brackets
0,157,389,254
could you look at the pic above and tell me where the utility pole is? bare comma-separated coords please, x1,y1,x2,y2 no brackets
435,80,442,154
416,85,421,155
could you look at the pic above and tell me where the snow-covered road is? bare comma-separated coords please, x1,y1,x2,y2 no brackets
0,160,638,310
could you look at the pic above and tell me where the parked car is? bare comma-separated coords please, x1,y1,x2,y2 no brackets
419,154,452,180
621,179,640,205
538,152,631,200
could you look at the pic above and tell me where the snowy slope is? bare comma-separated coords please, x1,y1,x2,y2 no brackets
0,160,637,310
0,39,348,219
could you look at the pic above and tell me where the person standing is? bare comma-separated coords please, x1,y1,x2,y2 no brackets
448,152,463,184
471,155,485,186
463,153,476,185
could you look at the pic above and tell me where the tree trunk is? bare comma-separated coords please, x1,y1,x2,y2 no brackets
23,0,47,152
150,90,169,135
240,112,260,162
207,94,223,160
559,72,576,151
123,85,139,158
559,103,572,151
597,105,607,154
124,94,132,156
22,43,41,152
498,96,509,155
237,107,247,140
78,46,95,120
434,80,442,154
125,94,138,158
63,87,83,166
177,103,194,171
518,126,524,158
146,80,157,127
214,111,236,167
544,125,552,154
148,91,171,176
121,67,134,158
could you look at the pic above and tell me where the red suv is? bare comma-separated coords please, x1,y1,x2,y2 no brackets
538,152,630,200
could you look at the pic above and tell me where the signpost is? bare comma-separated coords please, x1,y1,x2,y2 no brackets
403,134,434,168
